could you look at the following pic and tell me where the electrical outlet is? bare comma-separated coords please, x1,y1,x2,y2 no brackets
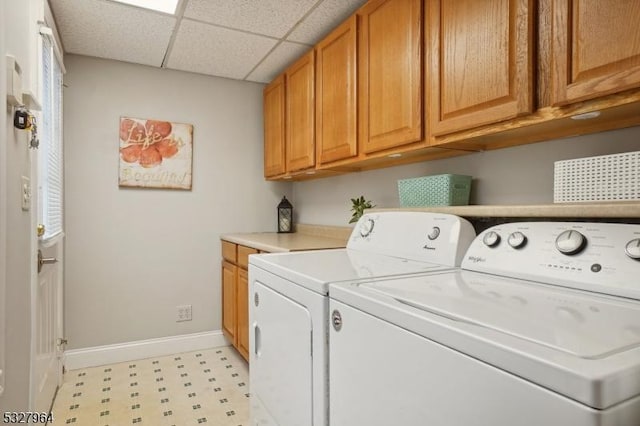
21,176,31,211
176,304,192,322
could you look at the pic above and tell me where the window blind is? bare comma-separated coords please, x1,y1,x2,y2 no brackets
40,35,64,241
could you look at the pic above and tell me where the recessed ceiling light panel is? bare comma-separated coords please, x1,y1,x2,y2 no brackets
109,0,179,14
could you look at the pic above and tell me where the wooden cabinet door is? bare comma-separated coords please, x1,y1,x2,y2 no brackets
551,0,640,105
236,268,250,361
428,0,533,136
358,0,423,154
286,50,316,172
316,16,358,165
221,260,237,344
264,75,286,177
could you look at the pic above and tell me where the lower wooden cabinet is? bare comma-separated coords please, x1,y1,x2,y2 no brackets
221,260,237,343
220,241,261,362
236,268,250,360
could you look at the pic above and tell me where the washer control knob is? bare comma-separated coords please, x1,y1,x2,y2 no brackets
625,238,640,260
508,232,527,249
428,226,441,240
359,218,375,238
556,230,587,255
483,231,501,248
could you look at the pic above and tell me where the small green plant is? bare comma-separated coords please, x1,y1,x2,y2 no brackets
349,196,375,224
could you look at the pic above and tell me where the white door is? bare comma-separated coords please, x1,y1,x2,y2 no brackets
250,281,313,426
32,22,64,412
33,243,63,413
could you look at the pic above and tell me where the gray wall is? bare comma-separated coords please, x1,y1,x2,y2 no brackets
0,0,37,412
293,126,640,226
63,55,292,350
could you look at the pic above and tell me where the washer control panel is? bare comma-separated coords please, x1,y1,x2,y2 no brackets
463,222,640,300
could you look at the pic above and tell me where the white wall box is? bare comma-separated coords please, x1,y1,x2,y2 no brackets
554,151,640,203
5,54,23,106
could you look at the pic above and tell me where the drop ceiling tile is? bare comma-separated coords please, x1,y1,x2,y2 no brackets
50,0,175,67
287,0,367,44
167,19,278,80
246,42,311,83
184,0,319,38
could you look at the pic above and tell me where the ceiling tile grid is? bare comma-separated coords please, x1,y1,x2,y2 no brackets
287,0,367,44
184,0,320,38
50,0,370,83
166,19,278,80
50,0,176,67
247,41,311,83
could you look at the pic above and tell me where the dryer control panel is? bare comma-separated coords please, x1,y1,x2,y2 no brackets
348,212,476,267
463,222,640,300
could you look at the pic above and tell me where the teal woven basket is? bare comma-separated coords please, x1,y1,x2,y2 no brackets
397,174,472,207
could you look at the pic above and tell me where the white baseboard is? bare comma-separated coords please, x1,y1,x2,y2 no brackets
64,330,229,371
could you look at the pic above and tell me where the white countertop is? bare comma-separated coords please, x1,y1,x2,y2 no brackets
220,226,350,253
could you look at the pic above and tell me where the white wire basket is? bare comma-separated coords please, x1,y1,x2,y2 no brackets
554,151,640,203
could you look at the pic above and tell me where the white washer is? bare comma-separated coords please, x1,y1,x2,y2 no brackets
329,221,640,426
248,211,476,426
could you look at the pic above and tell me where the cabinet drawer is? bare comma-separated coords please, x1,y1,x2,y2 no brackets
238,245,259,269
221,240,237,263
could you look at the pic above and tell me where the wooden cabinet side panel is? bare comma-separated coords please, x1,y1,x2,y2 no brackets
316,16,358,165
264,75,286,177
221,261,237,343
237,269,250,361
286,50,316,172
359,0,423,154
551,0,640,105
429,0,533,136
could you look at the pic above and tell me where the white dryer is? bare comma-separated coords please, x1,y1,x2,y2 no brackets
329,221,640,426
248,211,476,426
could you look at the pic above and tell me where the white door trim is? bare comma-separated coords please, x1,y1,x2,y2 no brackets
63,331,229,371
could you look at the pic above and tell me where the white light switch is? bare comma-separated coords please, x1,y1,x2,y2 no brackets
21,176,31,211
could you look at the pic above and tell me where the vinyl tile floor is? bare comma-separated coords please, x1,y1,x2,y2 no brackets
50,346,249,425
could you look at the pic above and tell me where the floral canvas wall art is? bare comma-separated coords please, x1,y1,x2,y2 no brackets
118,117,193,190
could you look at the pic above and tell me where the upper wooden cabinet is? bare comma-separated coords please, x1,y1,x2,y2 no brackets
286,50,316,172
263,75,286,178
551,0,640,106
428,0,534,136
316,16,358,166
262,0,640,179
358,0,423,154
